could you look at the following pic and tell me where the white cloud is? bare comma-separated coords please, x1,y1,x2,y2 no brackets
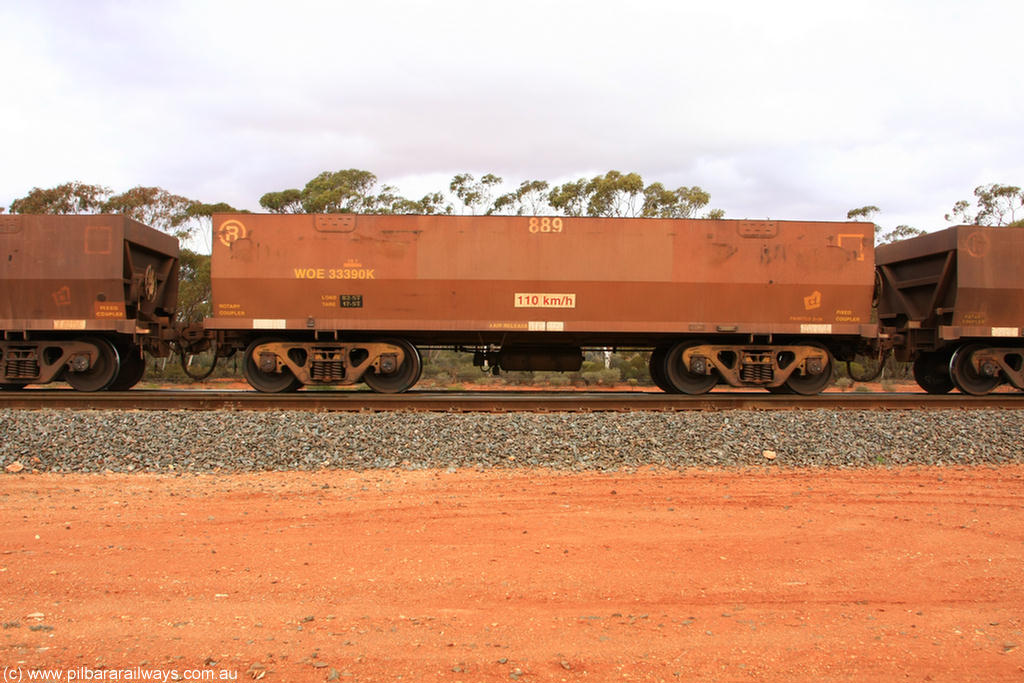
2,0,1022,231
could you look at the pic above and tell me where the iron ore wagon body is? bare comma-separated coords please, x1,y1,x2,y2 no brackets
208,213,877,394
0,214,179,390
877,225,1024,395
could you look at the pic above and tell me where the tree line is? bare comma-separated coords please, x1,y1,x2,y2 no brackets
848,182,1024,244
4,182,235,245
258,169,724,220
2,169,725,238
6,172,1020,231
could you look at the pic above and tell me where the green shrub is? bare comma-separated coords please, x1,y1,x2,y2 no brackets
581,368,622,386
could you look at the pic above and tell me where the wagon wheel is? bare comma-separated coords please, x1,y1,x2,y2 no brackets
243,338,302,393
912,350,954,394
64,337,120,392
949,344,1000,396
663,341,718,395
108,345,147,391
648,347,675,393
364,339,422,394
783,345,833,396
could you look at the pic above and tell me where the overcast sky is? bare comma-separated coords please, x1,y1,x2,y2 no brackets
2,0,1022,233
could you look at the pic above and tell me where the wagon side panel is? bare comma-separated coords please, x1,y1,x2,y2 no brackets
208,213,875,340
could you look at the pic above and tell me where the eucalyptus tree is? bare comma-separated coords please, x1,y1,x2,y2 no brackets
449,172,503,215
946,183,1024,227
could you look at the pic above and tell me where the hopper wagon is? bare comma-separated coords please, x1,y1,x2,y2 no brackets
877,225,1024,395
0,214,179,390
207,213,877,394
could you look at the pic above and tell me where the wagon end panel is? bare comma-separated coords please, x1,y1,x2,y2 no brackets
877,225,1024,344
952,226,1024,337
876,227,960,337
0,215,132,329
123,218,180,324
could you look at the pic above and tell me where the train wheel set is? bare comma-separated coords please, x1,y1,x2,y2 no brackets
239,337,422,394
0,336,152,392
231,337,836,395
911,345,1024,396
947,344,1024,396
654,340,834,396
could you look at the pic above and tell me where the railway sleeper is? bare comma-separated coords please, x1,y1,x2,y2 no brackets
678,343,833,394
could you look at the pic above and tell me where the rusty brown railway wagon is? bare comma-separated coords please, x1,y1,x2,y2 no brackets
208,213,876,394
877,225,1024,395
0,215,179,391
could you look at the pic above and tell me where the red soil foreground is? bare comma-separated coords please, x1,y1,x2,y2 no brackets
2,466,1023,682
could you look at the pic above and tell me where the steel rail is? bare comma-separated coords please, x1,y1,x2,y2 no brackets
1,389,1022,412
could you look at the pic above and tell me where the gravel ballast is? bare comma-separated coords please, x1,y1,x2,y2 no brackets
1,408,1022,473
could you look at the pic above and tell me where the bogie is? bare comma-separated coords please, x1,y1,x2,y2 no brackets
655,341,833,395
949,344,1003,396
240,338,422,394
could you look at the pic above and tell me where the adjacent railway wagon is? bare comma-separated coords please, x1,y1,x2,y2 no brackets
0,214,179,391
877,225,1024,395
207,213,877,394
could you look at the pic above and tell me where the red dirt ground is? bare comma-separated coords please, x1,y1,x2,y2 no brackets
2,466,1023,682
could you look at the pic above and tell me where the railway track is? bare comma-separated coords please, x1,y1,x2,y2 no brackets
1,389,1022,412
